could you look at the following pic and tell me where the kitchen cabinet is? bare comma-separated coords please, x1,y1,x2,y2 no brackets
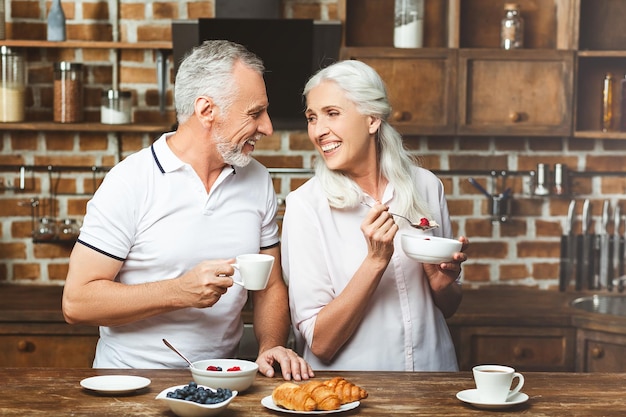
340,47,457,135
337,0,596,138
574,0,626,139
0,324,98,367
449,325,576,372
575,328,626,372
0,285,99,368
457,49,574,136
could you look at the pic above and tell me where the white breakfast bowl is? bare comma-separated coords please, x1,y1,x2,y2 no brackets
401,234,462,264
155,383,237,417
190,359,258,392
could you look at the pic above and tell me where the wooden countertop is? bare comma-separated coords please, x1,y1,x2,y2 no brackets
2,367,625,416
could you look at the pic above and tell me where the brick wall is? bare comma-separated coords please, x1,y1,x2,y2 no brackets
1,0,625,290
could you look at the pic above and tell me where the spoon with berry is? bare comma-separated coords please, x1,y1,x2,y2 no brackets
361,202,439,231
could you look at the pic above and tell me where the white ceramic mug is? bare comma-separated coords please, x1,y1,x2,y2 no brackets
231,254,274,290
472,364,524,403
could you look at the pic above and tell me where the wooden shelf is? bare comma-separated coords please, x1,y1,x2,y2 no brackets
0,40,172,50
573,130,626,140
0,121,171,133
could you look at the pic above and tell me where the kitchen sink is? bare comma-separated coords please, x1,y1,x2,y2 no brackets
570,294,626,316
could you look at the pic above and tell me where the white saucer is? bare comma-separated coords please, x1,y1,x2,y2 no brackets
456,389,528,410
80,375,151,394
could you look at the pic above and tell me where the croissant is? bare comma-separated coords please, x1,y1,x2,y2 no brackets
323,377,368,404
302,380,341,411
272,382,317,412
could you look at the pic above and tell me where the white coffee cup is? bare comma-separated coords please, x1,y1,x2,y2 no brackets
231,254,274,290
472,364,524,403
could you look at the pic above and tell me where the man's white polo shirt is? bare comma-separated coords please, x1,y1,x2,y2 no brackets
77,132,279,368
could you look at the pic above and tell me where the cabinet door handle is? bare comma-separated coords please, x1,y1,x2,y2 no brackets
591,346,604,359
512,346,525,358
392,111,411,122
17,340,33,352
509,112,522,122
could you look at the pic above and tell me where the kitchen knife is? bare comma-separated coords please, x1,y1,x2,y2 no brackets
559,199,576,291
617,205,626,291
598,200,610,290
609,203,621,292
579,199,592,290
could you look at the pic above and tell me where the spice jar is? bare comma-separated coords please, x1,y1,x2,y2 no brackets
101,89,131,124
59,218,80,240
53,62,83,123
33,217,58,240
0,46,25,122
501,3,524,50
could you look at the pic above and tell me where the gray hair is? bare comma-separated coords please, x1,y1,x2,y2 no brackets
303,59,431,220
174,40,265,124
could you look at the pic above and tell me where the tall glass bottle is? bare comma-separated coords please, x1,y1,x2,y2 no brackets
602,73,613,132
394,0,424,48
501,3,523,50
47,0,66,41
620,75,626,131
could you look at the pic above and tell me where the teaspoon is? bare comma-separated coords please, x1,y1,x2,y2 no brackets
361,202,439,231
162,338,196,368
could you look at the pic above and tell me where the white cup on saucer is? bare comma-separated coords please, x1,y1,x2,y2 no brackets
472,364,524,403
231,254,274,290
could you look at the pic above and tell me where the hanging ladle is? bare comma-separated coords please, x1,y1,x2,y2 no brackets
162,338,196,368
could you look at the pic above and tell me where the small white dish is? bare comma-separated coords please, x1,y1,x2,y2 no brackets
156,384,237,417
261,395,360,414
401,234,462,264
456,388,529,410
190,358,258,392
80,375,151,394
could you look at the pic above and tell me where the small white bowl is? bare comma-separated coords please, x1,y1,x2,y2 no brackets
155,384,237,417
190,359,258,392
401,234,462,264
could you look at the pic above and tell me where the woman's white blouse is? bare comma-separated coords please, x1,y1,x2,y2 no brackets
281,166,459,371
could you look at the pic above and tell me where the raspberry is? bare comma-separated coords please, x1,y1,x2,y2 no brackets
227,366,241,372
419,217,430,226
206,365,222,371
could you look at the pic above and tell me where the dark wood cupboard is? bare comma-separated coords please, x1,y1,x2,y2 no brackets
338,0,626,139
341,47,457,135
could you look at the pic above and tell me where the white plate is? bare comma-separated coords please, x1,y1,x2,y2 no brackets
456,388,529,410
261,395,360,414
80,375,151,394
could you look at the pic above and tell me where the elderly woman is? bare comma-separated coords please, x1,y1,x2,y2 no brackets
281,60,469,371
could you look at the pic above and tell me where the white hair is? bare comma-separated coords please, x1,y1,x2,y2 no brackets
303,59,432,220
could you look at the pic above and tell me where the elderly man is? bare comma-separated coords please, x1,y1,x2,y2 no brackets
62,40,313,381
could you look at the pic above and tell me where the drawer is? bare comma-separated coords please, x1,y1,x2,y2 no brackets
0,335,98,367
450,326,575,372
576,329,626,372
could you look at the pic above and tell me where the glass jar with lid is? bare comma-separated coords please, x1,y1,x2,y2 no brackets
53,61,83,123
394,0,424,48
0,46,26,122
101,89,132,124
501,3,524,50
59,218,81,241
33,217,58,241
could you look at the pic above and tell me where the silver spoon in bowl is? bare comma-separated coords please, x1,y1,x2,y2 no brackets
361,202,439,231
162,338,197,369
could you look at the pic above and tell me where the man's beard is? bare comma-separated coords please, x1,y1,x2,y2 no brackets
216,134,260,167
